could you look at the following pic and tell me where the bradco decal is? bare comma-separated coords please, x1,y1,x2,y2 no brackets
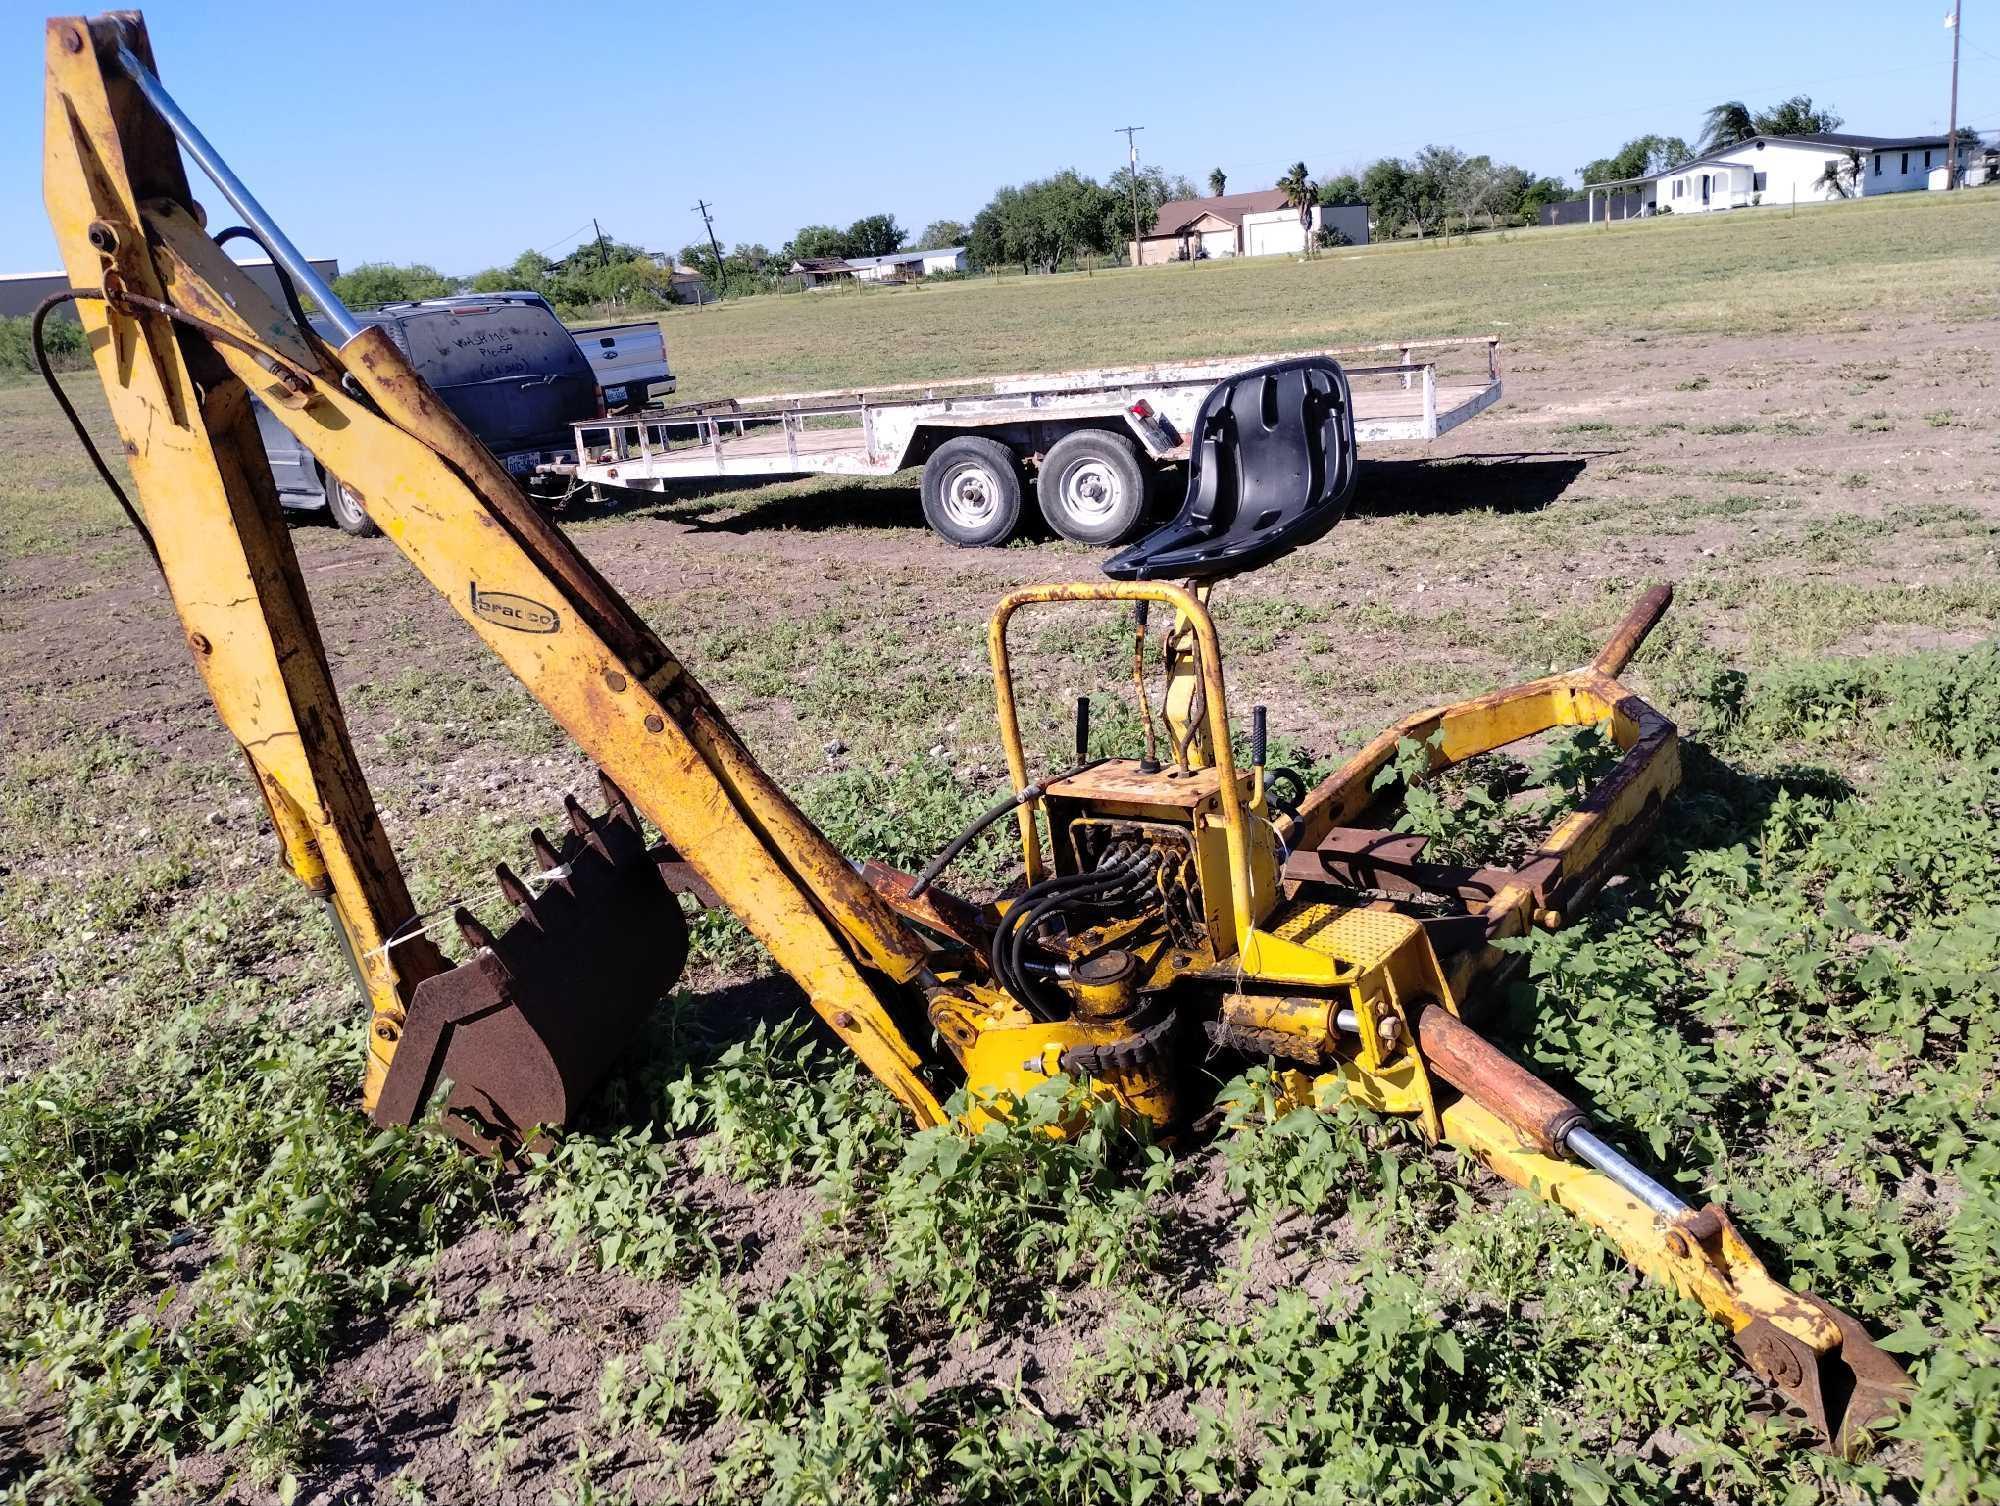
469,583,559,634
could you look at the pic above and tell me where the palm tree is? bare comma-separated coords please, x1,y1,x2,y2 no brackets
1277,161,1319,256
1699,101,1756,155
1816,148,1865,199
1208,167,1228,198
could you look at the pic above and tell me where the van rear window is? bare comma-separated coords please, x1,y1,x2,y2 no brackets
393,306,585,388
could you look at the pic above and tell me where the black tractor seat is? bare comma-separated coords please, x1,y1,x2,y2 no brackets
1103,355,1357,582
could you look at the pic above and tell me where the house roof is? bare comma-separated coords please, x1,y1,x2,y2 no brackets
845,246,966,268
1652,132,1961,178
1143,188,1291,238
790,257,853,273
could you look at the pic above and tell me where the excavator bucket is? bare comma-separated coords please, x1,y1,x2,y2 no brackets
370,776,689,1155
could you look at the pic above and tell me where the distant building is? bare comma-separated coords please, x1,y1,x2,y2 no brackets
788,256,856,288
1129,189,1368,266
789,247,967,287
1564,133,1982,223
846,247,968,283
1,256,341,320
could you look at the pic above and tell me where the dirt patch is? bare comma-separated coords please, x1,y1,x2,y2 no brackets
4,313,1997,1501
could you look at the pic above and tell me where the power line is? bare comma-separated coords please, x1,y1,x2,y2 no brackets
535,219,593,257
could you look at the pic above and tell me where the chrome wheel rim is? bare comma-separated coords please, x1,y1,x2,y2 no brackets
941,462,999,529
1058,457,1121,522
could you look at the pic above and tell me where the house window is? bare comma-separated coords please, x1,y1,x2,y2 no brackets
1753,171,1768,191
1874,153,1882,175
1924,150,1932,169
1901,152,1909,173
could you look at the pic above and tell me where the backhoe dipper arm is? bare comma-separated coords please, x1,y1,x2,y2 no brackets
43,13,946,1125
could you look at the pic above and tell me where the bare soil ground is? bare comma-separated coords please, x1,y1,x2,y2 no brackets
3,254,1997,1499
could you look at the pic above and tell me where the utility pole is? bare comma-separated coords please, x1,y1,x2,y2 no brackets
691,199,725,297
1115,125,1145,266
592,217,610,266
1945,0,1963,189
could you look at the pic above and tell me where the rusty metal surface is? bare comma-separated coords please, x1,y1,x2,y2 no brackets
371,777,688,1155
860,860,999,966
1413,1003,1584,1157
1735,1294,1913,1455
1590,583,1675,677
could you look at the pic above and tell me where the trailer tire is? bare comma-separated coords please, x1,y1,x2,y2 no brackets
1036,430,1148,545
922,437,1023,547
324,473,381,538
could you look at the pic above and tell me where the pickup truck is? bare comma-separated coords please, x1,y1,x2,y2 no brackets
260,291,608,534
573,320,675,411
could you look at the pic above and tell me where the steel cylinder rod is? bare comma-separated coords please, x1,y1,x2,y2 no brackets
1560,1125,1690,1219
110,42,361,345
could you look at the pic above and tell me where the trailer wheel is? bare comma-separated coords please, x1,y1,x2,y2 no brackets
1036,430,1148,545
922,437,1023,547
324,472,381,538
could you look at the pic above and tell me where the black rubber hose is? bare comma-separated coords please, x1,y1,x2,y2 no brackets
31,290,162,572
1266,767,1308,820
909,780,1051,898
999,854,1153,1017
213,225,314,340
993,864,1127,1012
992,868,1108,1014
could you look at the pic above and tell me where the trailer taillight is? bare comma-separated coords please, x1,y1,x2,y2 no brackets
1129,399,1155,420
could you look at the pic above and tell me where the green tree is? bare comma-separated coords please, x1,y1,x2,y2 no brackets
1518,175,1572,222
1699,101,1757,154
1208,167,1227,197
916,219,967,249
782,225,851,263
968,171,1120,273
1404,145,1467,238
1105,164,1194,257
1754,94,1843,137
331,262,455,306
1360,157,1413,236
1580,134,1692,185
1320,173,1363,205
844,213,907,257
1816,147,1866,199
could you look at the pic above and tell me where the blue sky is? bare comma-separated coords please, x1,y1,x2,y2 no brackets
5,0,1993,275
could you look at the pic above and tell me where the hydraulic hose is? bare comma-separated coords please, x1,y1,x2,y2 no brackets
909,780,1053,898
995,852,1154,1017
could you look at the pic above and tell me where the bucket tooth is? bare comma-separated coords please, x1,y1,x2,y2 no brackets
373,785,691,1157
564,793,613,861
529,828,563,875
598,771,640,830
495,862,541,925
455,907,498,954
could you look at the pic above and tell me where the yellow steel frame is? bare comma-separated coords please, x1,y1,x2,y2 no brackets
44,13,947,1126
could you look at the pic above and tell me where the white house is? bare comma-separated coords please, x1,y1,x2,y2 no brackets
844,247,968,283
1586,132,1979,219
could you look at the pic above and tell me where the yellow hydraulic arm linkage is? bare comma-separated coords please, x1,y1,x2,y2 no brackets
40,12,1911,1451
42,11,950,1138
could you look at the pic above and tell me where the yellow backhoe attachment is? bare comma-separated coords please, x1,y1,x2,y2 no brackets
39,11,1910,1451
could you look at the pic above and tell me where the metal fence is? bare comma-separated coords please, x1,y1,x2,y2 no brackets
1539,194,1646,227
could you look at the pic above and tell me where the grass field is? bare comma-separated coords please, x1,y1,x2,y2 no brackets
2,190,1999,1505
653,193,2000,397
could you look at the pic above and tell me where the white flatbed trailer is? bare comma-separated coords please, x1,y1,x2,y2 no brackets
547,336,1501,546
